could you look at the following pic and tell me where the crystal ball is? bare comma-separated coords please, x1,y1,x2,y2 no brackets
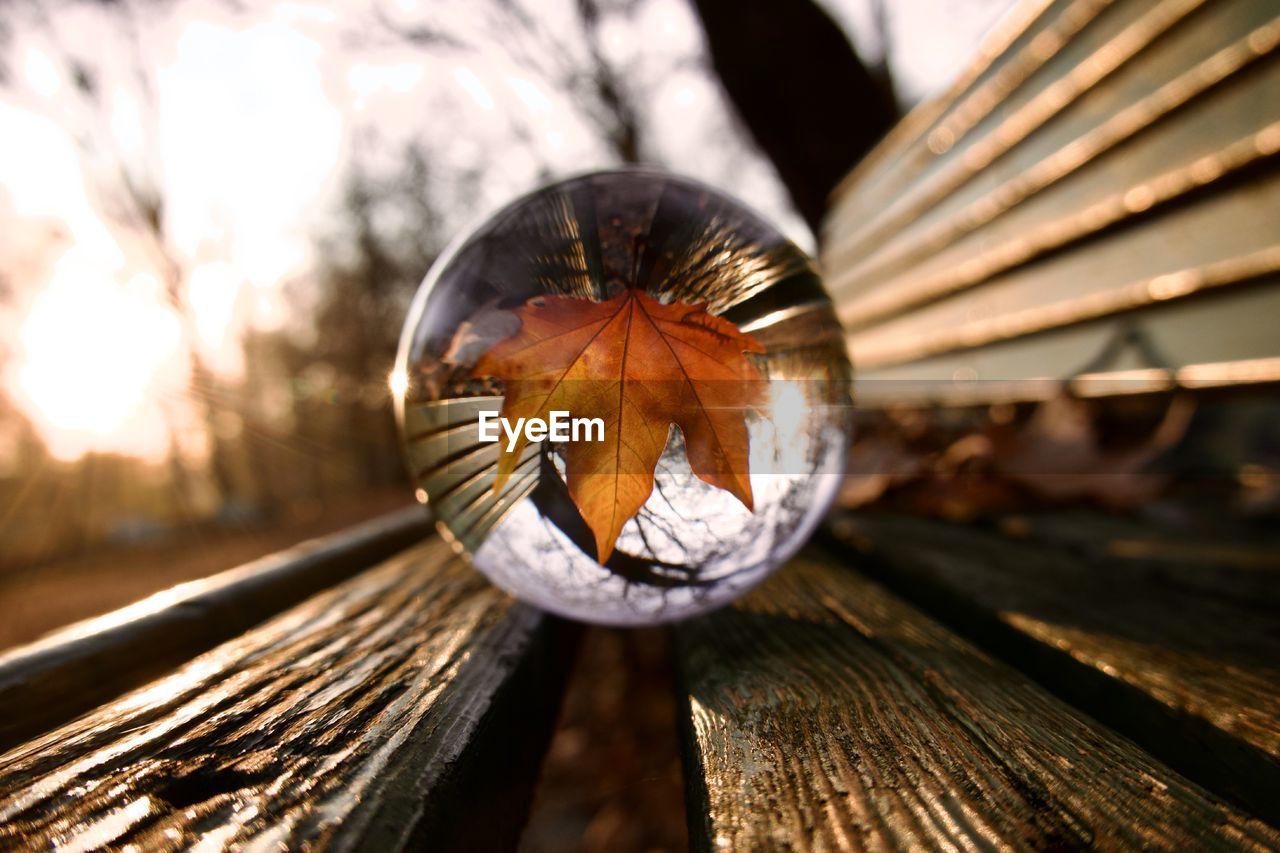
395,170,851,625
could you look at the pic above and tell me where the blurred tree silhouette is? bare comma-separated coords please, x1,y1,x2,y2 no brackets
692,0,898,230
305,143,462,491
13,0,250,513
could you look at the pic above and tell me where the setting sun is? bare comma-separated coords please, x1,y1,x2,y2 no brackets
10,259,186,462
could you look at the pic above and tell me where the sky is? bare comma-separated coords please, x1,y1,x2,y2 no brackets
0,0,1017,465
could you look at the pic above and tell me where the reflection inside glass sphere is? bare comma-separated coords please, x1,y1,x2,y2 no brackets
395,170,851,625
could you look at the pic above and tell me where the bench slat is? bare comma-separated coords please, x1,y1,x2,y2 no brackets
0,540,572,851
849,278,1280,405
0,506,433,754
674,551,1279,850
827,512,1280,824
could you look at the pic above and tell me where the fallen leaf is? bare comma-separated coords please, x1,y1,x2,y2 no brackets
838,432,924,509
990,392,1194,509
474,289,766,562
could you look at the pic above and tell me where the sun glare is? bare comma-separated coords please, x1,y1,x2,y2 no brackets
0,15,350,464
388,369,409,397
187,261,247,376
11,259,186,462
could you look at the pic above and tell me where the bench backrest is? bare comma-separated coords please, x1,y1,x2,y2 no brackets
821,0,1280,407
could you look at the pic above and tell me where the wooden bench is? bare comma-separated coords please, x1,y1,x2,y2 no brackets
3,0,1278,848
3,509,1276,849
674,547,1278,849
0,524,576,850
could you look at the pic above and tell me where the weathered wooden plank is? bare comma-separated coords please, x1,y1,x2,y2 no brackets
0,506,433,754
825,512,1280,825
674,551,1280,850
0,539,574,851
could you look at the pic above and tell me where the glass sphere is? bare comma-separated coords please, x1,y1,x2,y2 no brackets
395,170,851,625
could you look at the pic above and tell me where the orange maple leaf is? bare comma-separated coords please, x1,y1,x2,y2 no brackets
473,289,766,563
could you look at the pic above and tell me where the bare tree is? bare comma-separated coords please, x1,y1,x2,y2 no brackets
307,141,461,489
3,0,255,509
379,0,647,165
572,0,643,164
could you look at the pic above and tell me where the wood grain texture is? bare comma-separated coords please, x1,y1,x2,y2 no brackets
826,512,1280,825
674,552,1280,851
0,540,573,851
0,506,433,754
